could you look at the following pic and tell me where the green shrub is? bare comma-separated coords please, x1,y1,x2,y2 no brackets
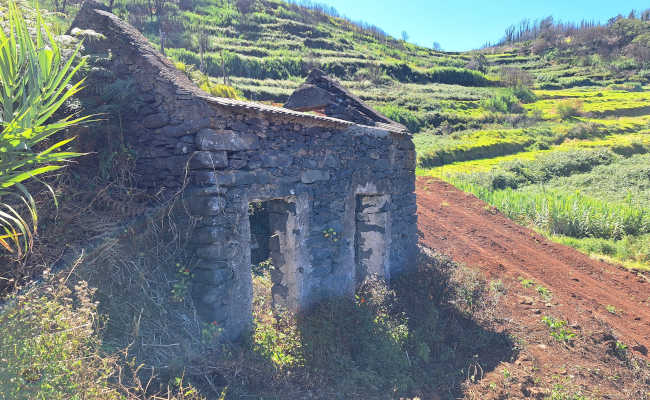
500,148,618,186
383,63,491,86
554,234,650,268
511,86,537,103
0,272,120,399
200,82,242,99
425,66,491,86
0,1,87,256
0,269,206,399
168,48,304,80
376,104,422,132
558,76,598,88
246,250,513,397
542,316,576,343
567,123,604,139
555,99,583,119
480,90,521,113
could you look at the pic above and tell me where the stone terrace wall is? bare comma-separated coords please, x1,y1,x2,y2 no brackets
71,1,417,341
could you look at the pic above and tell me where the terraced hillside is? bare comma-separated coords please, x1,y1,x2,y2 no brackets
418,86,650,271
47,0,650,268
71,0,647,269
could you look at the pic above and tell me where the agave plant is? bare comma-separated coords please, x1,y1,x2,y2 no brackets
0,1,88,257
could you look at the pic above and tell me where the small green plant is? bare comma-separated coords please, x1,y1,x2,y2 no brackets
490,279,505,294
466,354,483,383
519,276,535,288
536,285,553,301
546,384,589,400
171,263,192,302
201,321,223,344
606,305,618,314
248,201,263,215
252,258,274,276
323,228,340,242
170,375,201,399
542,316,577,343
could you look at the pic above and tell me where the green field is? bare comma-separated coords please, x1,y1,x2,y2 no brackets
416,87,650,270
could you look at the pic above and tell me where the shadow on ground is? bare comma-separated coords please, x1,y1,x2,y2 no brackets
215,246,516,400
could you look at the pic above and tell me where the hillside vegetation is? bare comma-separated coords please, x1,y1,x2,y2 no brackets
79,0,650,270
2,0,650,399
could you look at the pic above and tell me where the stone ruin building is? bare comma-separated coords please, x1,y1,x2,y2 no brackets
71,1,417,340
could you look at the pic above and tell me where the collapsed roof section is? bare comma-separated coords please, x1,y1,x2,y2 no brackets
284,69,406,132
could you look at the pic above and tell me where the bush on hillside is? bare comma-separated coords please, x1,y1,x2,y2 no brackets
480,90,522,113
499,67,534,88
353,64,392,84
468,148,620,190
382,63,491,86
555,99,584,119
200,82,242,99
425,66,491,86
567,122,604,139
0,269,205,399
465,53,489,73
169,48,303,80
376,105,422,132
511,85,537,103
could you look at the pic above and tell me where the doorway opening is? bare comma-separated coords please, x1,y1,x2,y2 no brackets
249,197,302,313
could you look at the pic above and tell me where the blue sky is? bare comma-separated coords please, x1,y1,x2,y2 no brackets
315,0,650,51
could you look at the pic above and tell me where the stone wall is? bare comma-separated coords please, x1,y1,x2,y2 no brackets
71,1,417,341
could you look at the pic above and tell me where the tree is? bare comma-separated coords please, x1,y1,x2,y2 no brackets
401,30,409,42
466,53,488,73
499,67,534,88
642,9,650,21
153,0,177,56
193,25,210,73
432,41,442,51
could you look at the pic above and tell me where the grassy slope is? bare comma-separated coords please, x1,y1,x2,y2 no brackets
44,0,650,267
102,0,649,268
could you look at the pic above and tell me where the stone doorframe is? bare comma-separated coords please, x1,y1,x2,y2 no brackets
342,184,392,288
246,193,311,313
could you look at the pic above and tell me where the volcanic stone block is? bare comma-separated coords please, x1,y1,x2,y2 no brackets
195,129,259,151
186,195,226,216
301,169,330,184
142,112,170,129
190,151,228,169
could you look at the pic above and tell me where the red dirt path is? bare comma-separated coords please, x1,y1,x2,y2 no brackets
416,177,650,358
